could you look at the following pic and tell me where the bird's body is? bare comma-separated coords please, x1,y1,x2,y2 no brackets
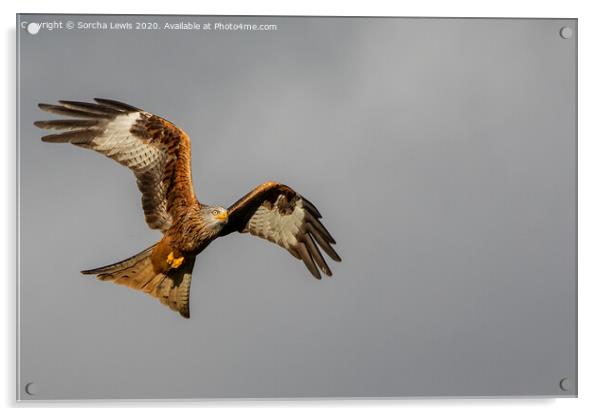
36,98,340,318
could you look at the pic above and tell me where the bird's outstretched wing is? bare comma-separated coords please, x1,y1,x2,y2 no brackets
35,98,196,232
219,182,341,279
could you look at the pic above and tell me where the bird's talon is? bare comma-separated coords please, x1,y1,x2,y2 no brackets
166,251,184,269
172,256,184,268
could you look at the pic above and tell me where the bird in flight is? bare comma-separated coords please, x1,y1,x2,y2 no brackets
35,98,341,318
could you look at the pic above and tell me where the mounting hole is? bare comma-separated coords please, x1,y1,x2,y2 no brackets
27,22,41,35
559,26,573,39
559,377,573,392
24,382,37,396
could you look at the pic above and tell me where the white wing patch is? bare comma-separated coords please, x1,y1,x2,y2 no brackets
246,196,305,249
89,112,166,173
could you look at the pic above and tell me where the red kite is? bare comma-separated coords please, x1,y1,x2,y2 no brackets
36,99,340,318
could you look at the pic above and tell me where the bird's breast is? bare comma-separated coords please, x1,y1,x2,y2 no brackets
167,215,217,255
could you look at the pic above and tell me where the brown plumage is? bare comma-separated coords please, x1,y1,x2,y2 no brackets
36,98,341,318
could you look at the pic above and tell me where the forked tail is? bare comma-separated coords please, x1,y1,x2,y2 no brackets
81,244,195,318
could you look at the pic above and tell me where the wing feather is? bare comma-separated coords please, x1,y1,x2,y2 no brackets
34,119,101,130
35,98,196,231
38,103,113,119
58,100,125,115
306,222,342,262
220,182,340,279
303,234,331,276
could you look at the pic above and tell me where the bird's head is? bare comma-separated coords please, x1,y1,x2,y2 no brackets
202,205,229,229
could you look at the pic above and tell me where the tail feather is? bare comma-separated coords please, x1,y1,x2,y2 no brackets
81,244,156,275
82,244,195,318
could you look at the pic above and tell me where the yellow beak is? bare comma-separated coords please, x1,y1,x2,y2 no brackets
215,211,228,221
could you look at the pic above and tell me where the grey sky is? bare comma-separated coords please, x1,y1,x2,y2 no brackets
18,15,576,399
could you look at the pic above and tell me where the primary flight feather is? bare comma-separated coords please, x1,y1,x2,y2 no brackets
35,98,341,318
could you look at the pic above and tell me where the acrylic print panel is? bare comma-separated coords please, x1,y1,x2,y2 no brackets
17,15,577,400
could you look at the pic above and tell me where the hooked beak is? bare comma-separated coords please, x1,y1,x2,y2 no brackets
215,211,228,222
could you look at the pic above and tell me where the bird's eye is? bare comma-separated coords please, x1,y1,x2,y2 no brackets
212,209,219,216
